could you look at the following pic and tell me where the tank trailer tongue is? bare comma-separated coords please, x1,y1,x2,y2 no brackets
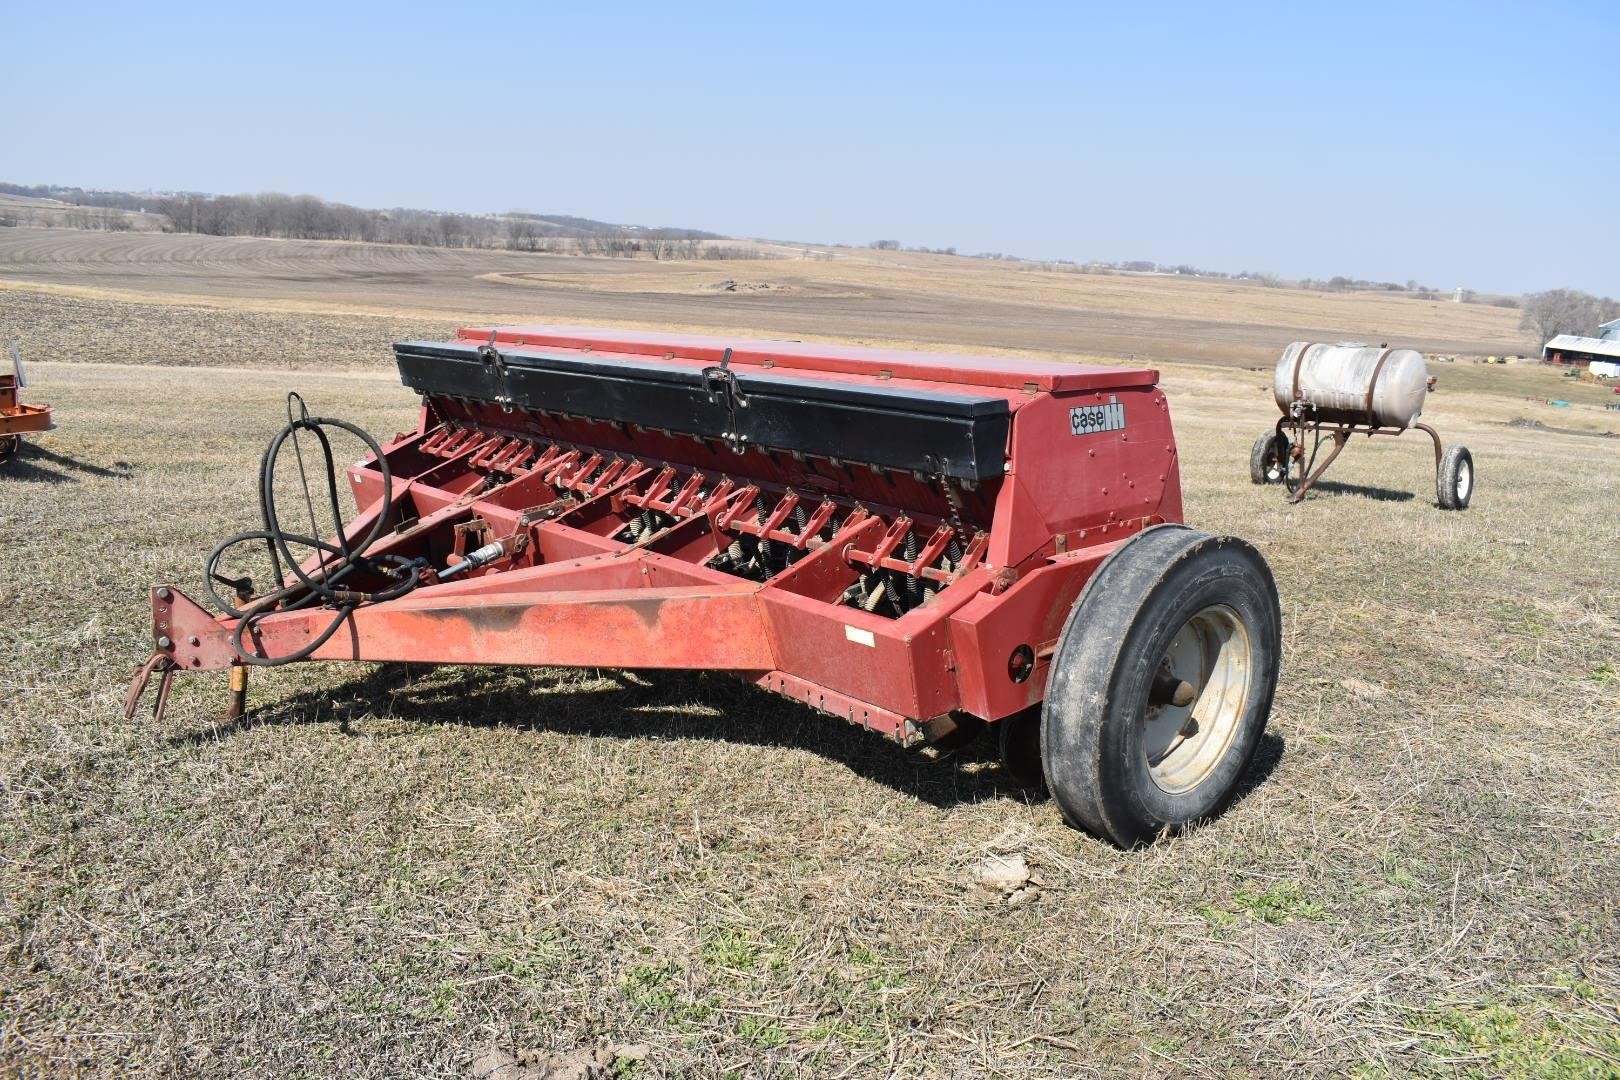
1250,341,1475,508
126,325,1284,848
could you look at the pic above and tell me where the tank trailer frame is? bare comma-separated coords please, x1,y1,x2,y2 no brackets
126,326,1283,847
1267,413,1448,504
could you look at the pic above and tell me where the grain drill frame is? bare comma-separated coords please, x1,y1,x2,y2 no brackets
127,326,1283,847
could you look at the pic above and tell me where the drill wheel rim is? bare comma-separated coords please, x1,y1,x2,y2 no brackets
1142,603,1254,796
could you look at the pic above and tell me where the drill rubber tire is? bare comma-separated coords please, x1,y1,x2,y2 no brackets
996,705,1044,789
1249,430,1289,485
0,435,17,465
1042,526,1282,848
1437,445,1474,510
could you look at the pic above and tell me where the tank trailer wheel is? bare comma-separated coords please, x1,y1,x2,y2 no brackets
1248,430,1290,485
1042,526,1282,847
1437,445,1474,510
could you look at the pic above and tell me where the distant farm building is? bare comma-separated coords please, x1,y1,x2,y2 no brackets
1542,334,1620,371
1599,318,1620,342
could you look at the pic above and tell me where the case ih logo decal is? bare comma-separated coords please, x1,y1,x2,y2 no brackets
1070,396,1127,436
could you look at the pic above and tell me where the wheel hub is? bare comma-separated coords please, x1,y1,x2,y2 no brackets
1142,604,1253,795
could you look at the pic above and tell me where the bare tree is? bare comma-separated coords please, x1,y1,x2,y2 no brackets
1520,289,1620,345
435,213,465,248
506,219,540,251
287,195,328,239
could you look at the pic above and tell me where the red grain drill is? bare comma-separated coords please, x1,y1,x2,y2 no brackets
128,326,1282,847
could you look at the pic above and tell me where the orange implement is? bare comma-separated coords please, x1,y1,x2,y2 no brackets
1,347,52,465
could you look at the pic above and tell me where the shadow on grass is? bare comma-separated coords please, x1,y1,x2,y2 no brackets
4,441,134,484
1306,480,1416,503
169,662,1287,816
1233,730,1286,804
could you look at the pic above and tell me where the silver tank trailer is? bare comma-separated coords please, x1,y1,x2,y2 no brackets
1251,341,1473,509
1273,341,1430,429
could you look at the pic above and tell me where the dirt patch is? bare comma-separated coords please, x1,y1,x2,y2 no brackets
479,270,862,301
0,228,1530,367
0,286,456,369
1507,416,1620,439
469,1043,649,1080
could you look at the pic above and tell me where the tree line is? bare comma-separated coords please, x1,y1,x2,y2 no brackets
153,192,721,252
0,181,151,212
0,182,722,255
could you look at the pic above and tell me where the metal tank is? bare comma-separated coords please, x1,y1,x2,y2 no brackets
1251,340,1472,510
1273,341,1430,430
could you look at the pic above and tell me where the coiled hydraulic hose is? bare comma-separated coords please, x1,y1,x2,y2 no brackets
203,393,425,667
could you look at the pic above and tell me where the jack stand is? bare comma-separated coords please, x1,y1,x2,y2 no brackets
226,665,248,722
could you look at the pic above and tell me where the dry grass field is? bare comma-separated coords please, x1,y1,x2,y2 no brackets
0,227,1530,367
1,233,1617,1078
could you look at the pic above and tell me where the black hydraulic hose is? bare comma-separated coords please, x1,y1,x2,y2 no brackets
202,394,422,667
205,529,348,619
260,408,393,599
231,592,357,669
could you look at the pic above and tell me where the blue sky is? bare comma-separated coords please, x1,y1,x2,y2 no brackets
6,2,1616,294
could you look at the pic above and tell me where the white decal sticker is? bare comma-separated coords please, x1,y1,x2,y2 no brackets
1070,395,1127,436
845,625,876,648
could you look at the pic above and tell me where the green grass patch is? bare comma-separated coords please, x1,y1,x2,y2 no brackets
1404,991,1620,1078
1380,851,1422,892
702,927,762,972
735,1015,788,1049
622,963,679,1013
1200,882,1331,925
